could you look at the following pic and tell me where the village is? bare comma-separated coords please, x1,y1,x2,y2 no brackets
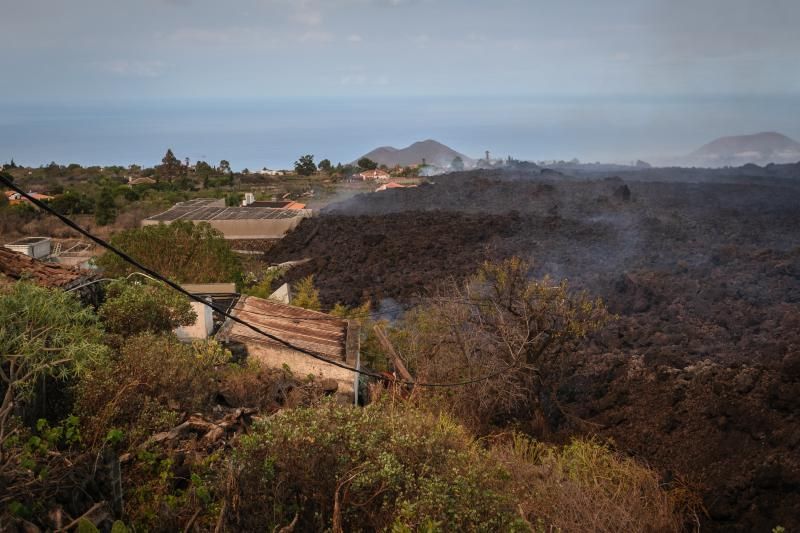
0,156,432,405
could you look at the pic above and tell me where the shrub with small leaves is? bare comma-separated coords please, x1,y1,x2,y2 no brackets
99,279,196,337
223,402,528,531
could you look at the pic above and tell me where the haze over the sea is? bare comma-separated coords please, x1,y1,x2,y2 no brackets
2,94,799,170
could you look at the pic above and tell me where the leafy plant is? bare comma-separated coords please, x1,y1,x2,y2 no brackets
99,278,196,337
224,401,527,532
0,283,108,460
94,221,242,283
291,275,321,311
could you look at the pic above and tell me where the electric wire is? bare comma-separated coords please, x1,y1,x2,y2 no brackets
0,174,521,388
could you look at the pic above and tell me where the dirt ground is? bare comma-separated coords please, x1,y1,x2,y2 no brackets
268,168,800,530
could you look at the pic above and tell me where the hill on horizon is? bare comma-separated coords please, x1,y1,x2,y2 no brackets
685,131,800,167
357,139,473,168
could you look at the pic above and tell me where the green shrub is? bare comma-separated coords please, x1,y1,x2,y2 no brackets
99,279,195,337
223,402,527,532
0,283,108,437
94,221,241,283
291,275,321,311
76,333,227,448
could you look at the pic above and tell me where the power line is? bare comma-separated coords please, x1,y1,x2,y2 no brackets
0,175,520,388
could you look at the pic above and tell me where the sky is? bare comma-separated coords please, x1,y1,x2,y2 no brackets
1,0,799,167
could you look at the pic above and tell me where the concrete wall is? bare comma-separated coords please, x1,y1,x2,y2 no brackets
5,239,51,259
245,343,357,402
175,300,214,340
142,216,307,239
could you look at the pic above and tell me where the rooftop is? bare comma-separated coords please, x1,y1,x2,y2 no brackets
217,295,354,362
7,236,50,245
0,247,95,290
249,201,307,209
146,199,308,222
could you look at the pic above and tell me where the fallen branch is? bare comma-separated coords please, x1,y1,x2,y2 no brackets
56,501,110,532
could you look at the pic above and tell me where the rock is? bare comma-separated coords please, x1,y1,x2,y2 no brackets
320,378,339,393
782,350,800,380
613,184,632,202
733,368,759,394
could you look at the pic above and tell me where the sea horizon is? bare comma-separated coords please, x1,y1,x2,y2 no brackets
2,93,799,171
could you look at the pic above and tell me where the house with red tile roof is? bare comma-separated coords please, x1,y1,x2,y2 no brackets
357,169,390,181
4,190,54,206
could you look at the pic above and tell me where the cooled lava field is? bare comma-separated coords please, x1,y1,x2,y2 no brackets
269,167,800,531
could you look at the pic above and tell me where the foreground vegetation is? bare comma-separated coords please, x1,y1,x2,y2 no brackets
0,266,697,531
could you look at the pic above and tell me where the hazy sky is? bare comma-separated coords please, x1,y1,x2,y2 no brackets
1,0,799,167
2,0,799,102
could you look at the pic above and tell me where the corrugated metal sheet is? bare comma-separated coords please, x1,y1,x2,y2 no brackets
146,205,306,222
217,295,351,362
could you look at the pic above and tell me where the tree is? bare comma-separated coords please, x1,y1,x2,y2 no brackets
50,191,94,215
0,283,108,460
94,187,116,226
219,160,231,174
225,192,243,206
451,156,465,171
394,258,608,433
357,157,378,170
294,154,317,176
99,279,196,337
195,160,213,188
158,149,182,182
291,275,321,311
94,221,242,283
317,159,332,172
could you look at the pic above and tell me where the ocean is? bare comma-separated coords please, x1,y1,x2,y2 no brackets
1,94,798,170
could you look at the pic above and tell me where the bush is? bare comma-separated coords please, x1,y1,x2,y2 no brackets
94,221,241,284
0,283,108,442
217,360,323,410
495,434,691,532
392,258,609,433
98,279,196,337
76,333,228,448
291,275,321,311
222,402,527,531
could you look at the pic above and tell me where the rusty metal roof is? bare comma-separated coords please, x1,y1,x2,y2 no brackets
0,247,95,290
216,295,357,363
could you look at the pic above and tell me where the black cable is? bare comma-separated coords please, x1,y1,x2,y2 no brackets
0,175,520,388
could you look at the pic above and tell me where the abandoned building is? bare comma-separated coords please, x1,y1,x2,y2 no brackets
216,295,361,404
4,236,52,259
0,247,100,304
142,198,312,239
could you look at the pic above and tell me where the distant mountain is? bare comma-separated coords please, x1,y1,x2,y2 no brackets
686,132,800,167
358,139,473,168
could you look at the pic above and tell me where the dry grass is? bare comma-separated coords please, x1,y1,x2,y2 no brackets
493,433,697,532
